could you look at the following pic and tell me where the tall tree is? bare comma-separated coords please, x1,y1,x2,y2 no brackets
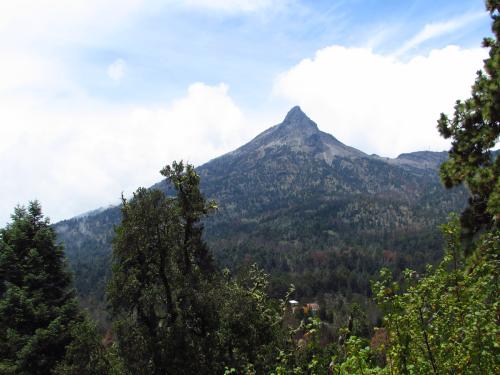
437,0,500,239
0,202,82,374
107,162,219,375
160,161,215,275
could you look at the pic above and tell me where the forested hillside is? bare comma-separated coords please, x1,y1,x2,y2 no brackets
55,107,468,320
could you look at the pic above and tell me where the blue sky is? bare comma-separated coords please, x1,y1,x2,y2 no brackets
70,0,489,106
0,0,493,224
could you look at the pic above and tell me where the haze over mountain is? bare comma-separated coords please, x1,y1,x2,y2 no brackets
54,107,468,308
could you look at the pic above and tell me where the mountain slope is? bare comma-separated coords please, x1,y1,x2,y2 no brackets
55,107,468,305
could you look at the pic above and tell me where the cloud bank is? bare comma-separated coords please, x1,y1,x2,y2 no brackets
274,44,487,157
0,83,252,224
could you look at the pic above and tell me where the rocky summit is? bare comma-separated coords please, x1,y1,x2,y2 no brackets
225,106,366,164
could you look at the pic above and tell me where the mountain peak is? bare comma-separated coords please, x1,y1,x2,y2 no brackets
222,105,366,163
284,105,305,119
282,106,318,130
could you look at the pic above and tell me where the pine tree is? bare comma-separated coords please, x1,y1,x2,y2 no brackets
437,0,500,240
0,202,82,374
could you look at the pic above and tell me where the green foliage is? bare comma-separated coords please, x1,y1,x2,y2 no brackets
215,265,285,373
54,316,113,375
0,202,82,375
331,336,384,375
268,221,499,374
271,316,336,374
373,219,499,374
437,1,500,238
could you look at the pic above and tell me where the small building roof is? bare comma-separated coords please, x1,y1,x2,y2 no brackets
306,303,320,310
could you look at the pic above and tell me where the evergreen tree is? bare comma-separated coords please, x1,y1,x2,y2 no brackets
107,162,219,375
160,161,216,275
0,202,82,374
437,0,500,239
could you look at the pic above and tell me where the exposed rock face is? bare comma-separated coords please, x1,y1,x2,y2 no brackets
227,106,366,164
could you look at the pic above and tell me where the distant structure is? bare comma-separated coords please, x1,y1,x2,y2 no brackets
289,299,299,313
304,303,320,316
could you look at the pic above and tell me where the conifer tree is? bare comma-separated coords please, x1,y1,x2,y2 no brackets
437,0,500,239
0,202,82,374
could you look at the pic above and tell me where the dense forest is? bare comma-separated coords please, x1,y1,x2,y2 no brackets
1,1,498,374
56,145,469,328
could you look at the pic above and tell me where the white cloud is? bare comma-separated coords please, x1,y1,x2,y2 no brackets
0,52,60,91
395,12,486,56
274,44,487,157
0,82,253,225
107,59,127,82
